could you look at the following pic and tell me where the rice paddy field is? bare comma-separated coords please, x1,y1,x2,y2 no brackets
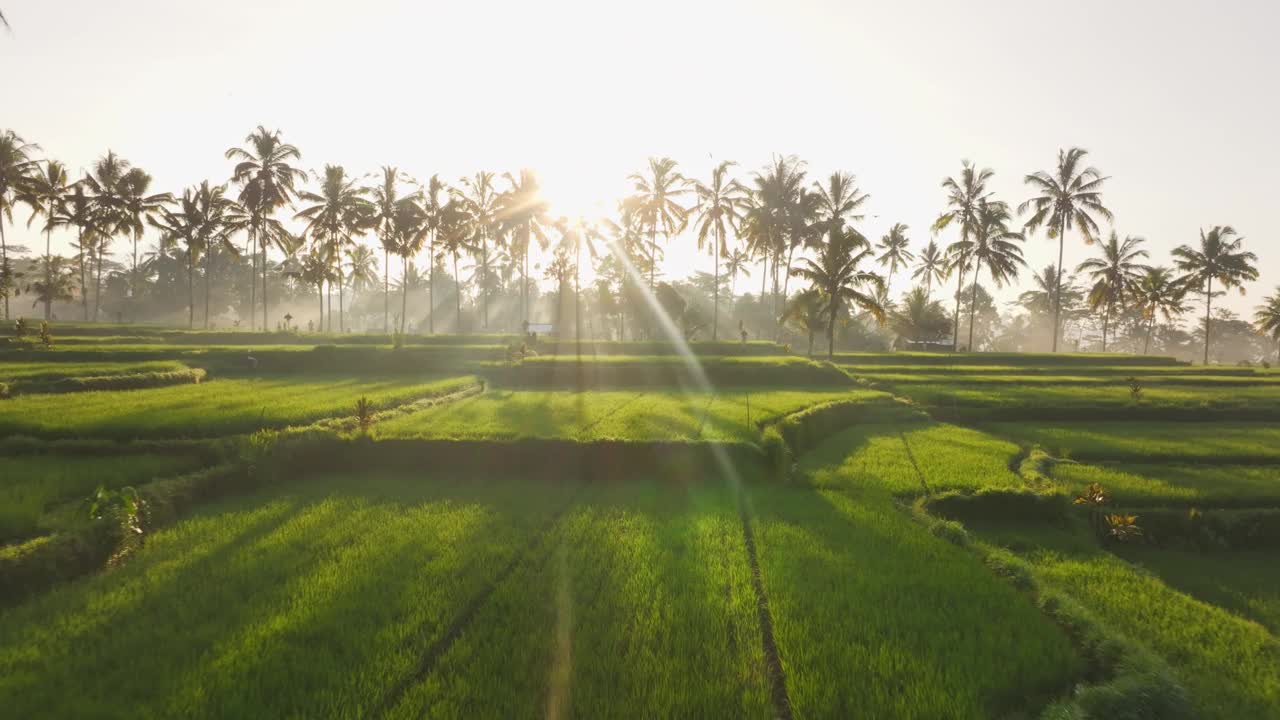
1,330,1277,719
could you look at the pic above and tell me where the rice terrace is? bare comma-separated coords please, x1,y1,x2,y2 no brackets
3,2,1280,719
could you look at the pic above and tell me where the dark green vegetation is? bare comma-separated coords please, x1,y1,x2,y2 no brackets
1,335,1277,719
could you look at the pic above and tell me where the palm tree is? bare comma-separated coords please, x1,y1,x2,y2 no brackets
344,243,379,320
200,185,247,329
912,240,948,301
496,169,551,327
293,244,333,331
1019,148,1113,352
781,288,825,356
225,126,306,331
17,159,72,319
950,202,1025,351
813,171,870,232
117,167,172,318
752,156,808,326
459,171,501,329
368,166,409,332
388,195,428,335
933,161,994,351
0,129,40,320
1172,226,1259,364
80,151,134,321
1076,232,1149,352
295,164,372,333
791,225,884,360
1254,288,1280,365
421,174,448,334
22,256,76,311
436,197,475,332
628,157,690,291
892,286,951,347
149,181,247,329
51,182,101,321
149,187,204,328
724,247,752,306
1133,266,1187,355
875,223,914,302
692,160,747,340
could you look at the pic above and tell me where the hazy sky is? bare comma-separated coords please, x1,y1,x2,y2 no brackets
3,0,1276,316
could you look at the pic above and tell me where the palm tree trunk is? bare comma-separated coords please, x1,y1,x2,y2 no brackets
205,247,213,329
0,216,9,320
1101,305,1109,353
131,231,139,322
827,295,839,361
318,281,324,332
967,260,981,352
574,241,581,344
952,259,966,352
78,229,88,321
187,253,195,329
94,247,103,321
1052,219,1065,352
1203,276,1213,365
807,327,814,358
481,235,490,329
712,227,721,341
400,255,409,336
383,247,389,333
261,239,269,332
248,224,257,331
429,230,436,334
453,251,462,332
44,201,53,321
338,274,345,334
1143,316,1153,355
649,221,658,291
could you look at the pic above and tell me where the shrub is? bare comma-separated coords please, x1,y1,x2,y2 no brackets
924,488,1070,524
1126,376,1144,404
354,396,376,432
1103,513,1143,543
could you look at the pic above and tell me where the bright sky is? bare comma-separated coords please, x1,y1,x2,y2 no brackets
3,0,1276,315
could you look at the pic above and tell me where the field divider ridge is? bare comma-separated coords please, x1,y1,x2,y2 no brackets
735,492,794,720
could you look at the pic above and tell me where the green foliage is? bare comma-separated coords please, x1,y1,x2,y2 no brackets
38,321,53,348
354,396,375,432
1126,375,1144,403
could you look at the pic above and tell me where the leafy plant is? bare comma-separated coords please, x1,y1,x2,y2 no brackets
38,321,53,348
1103,513,1143,543
86,484,145,537
1126,376,1143,404
13,317,27,339
354,396,376,432
1074,481,1109,533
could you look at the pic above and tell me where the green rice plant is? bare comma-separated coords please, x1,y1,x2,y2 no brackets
801,422,1025,496
982,423,1280,463
1102,513,1143,543
0,375,476,439
0,472,577,718
0,454,205,541
385,480,773,719
1053,462,1280,508
1114,548,1280,634
0,360,188,382
751,482,1082,717
354,396,376,432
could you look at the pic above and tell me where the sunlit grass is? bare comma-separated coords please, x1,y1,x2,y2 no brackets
983,422,1280,462
1052,462,1280,507
0,360,189,381
0,375,475,438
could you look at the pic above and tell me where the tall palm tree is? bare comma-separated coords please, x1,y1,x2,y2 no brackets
1019,147,1113,352
80,151,135,321
950,202,1025,351
892,286,951,347
1133,266,1187,355
752,156,808,326
724,247,752,307
51,182,101,321
17,159,72,319
933,160,994,351
225,126,306,331
791,225,884,360
345,244,379,311
813,171,869,233
0,129,40,320
295,164,372,333
436,197,475,332
875,223,914,302
200,185,248,329
420,174,448,334
628,157,690,291
459,171,501,329
149,188,205,328
388,194,428,335
1172,226,1259,364
149,181,247,329
1254,288,1280,365
1075,231,1149,352
368,166,408,332
496,169,551,327
117,167,172,318
912,239,948,301
692,160,747,340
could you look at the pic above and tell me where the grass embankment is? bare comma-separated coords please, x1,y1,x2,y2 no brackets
375,389,886,442
0,375,476,439
1051,462,1280,508
983,422,1280,463
0,454,206,542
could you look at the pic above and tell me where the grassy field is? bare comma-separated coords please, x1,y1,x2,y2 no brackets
0,375,476,438
1051,461,1280,507
4,342,1279,718
375,388,886,442
0,454,206,541
983,422,1280,462
801,422,1024,496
